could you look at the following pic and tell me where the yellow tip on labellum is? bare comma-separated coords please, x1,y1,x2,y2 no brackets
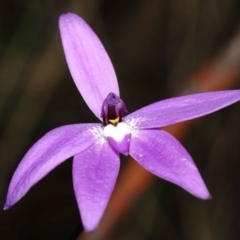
109,117,120,124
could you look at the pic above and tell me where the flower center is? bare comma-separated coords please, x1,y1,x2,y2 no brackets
103,122,131,155
101,93,130,155
101,93,127,125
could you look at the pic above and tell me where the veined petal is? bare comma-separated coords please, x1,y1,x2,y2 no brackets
73,142,119,231
129,129,210,199
4,123,102,209
125,90,240,128
59,13,119,119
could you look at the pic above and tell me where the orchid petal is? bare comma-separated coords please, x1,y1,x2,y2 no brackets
73,142,119,231
4,123,101,209
59,13,119,119
125,90,240,129
130,129,210,199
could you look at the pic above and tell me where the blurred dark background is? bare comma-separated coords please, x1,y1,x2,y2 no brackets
1,0,240,239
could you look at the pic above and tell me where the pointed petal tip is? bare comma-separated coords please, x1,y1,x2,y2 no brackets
207,194,212,200
59,12,75,18
59,12,84,29
83,222,98,232
59,12,69,17
197,191,211,200
204,191,212,200
59,12,75,24
3,203,11,210
193,186,211,200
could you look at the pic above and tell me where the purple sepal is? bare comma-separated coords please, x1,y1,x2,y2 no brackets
4,123,100,209
129,129,210,199
73,142,119,231
59,13,119,119
125,90,240,129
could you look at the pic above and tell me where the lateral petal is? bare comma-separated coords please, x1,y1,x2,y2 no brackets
4,123,101,209
73,141,119,231
125,90,240,128
59,13,119,119
129,129,210,199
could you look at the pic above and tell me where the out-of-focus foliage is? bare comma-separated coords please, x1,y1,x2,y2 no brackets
1,0,240,239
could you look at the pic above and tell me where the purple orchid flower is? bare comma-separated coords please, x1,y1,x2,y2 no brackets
4,12,240,231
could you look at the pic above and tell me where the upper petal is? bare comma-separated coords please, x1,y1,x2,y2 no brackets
129,129,210,199
73,141,119,231
4,123,102,209
125,90,240,128
59,13,119,119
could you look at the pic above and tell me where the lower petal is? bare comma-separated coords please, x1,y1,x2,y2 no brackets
4,123,101,209
129,129,210,199
73,141,120,231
